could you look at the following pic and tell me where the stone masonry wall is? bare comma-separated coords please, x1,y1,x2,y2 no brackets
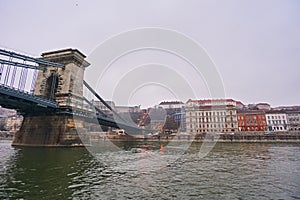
12,115,88,147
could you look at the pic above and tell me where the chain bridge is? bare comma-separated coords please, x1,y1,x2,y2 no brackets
0,48,144,146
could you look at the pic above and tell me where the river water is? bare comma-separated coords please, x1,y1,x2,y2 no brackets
0,140,299,199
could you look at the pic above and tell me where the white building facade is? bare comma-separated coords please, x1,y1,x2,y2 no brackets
286,110,300,131
185,99,238,134
265,112,288,132
159,101,184,109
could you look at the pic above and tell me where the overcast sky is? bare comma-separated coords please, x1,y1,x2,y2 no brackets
1,0,299,108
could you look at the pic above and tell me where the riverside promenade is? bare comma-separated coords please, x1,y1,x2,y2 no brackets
89,131,300,143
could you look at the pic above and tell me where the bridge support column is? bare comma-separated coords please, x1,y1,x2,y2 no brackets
12,115,90,147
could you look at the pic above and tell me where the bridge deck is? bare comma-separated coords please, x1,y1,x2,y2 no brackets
0,84,58,112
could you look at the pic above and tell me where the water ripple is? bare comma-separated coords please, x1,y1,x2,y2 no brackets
0,141,299,199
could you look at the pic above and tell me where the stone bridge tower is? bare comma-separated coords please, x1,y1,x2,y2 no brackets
34,49,90,103
13,49,91,147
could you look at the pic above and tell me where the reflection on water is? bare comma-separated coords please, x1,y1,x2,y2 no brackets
0,141,94,199
0,140,299,199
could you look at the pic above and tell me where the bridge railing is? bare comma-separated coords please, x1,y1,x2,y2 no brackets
0,49,63,97
0,83,58,109
56,94,95,112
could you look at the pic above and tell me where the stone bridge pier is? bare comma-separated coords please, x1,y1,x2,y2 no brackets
12,49,93,147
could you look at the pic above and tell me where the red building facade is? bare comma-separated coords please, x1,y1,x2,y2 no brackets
237,110,267,131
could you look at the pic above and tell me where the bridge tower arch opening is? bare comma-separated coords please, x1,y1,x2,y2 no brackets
44,71,59,99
